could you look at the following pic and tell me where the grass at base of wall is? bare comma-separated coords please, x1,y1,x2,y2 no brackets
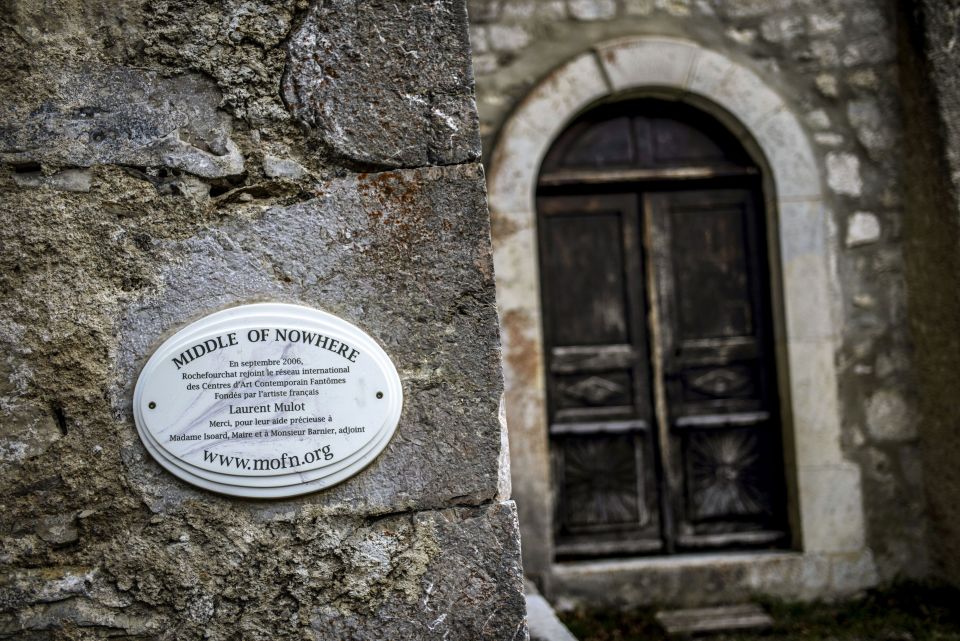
559,582,960,641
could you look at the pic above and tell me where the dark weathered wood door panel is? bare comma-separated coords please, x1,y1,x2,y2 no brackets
540,209,630,346
538,194,661,556
645,191,787,549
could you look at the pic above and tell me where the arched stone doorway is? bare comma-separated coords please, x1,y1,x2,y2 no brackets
488,37,875,603
538,98,789,559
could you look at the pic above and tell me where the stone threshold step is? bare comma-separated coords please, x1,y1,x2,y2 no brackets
655,604,773,636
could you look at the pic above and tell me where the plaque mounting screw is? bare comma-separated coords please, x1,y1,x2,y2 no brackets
148,402,157,409
376,392,383,399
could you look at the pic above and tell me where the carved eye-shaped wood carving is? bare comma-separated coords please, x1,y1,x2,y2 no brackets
685,367,751,398
559,376,625,406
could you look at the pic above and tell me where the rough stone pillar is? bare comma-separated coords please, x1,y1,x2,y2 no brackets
0,1,527,639
898,0,960,587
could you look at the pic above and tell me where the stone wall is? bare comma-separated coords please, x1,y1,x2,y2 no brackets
898,0,960,586
0,1,527,639
468,0,929,585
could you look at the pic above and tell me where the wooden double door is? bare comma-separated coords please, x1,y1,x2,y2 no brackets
539,188,789,557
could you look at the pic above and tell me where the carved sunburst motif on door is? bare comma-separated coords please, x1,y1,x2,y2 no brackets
562,436,646,527
687,430,769,520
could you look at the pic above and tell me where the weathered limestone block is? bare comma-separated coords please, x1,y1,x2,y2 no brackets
1,502,525,640
310,502,526,641
0,402,62,464
282,0,481,169
846,211,881,248
0,567,96,612
0,68,244,178
116,164,508,514
11,168,92,193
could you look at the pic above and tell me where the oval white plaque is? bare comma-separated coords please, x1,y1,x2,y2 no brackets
133,303,403,497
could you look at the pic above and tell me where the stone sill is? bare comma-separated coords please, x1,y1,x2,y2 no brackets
547,549,879,609
555,550,802,572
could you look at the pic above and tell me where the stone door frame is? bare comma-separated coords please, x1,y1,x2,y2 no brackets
487,36,876,602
